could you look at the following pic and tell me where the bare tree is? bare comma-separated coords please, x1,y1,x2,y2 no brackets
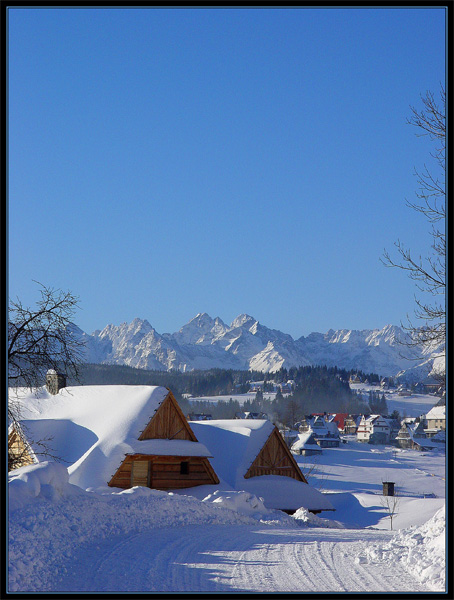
382,86,445,356
380,488,400,531
8,282,85,391
8,282,86,470
284,397,304,429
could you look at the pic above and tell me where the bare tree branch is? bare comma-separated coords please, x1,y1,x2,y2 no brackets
382,85,445,358
8,283,87,470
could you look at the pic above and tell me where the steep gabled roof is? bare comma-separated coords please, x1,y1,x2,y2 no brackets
291,431,321,453
8,385,211,490
189,419,275,487
189,419,333,512
425,405,445,420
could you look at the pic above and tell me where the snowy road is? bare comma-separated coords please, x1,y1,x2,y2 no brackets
52,524,430,593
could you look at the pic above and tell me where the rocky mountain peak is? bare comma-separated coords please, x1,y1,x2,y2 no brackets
78,316,444,381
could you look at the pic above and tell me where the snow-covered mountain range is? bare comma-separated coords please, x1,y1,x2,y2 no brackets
76,313,444,382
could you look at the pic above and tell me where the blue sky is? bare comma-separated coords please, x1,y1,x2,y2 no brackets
8,7,446,338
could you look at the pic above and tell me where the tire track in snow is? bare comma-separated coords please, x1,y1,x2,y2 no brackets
51,524,433,593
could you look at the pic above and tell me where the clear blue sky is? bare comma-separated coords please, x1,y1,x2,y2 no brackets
8,6,446,338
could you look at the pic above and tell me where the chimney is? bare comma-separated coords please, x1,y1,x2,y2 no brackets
46,369,67,395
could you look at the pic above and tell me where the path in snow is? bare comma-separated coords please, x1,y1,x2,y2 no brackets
51,524,430,593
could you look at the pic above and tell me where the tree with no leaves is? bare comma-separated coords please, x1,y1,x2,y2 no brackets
380,487,400,531
382,86,445,358
8,282,86,470
8,282,85,391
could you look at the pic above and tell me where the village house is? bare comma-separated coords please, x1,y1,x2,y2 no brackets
343,414,362,434
291,431,323,456
349,374,361,384
296,416,311,433
8,420,36,471
234,411,268,420
309,415,340,448
395,420,440,451
107,388,220,491
278,426,300,448
278,382,293,394
397,388,412,397
187,413,213,421
329,413,349,434
424,405,446,437
356,415,392,444
248,381,264,392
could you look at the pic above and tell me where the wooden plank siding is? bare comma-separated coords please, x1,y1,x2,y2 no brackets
108,389,220,490
138,391,197,442
8,429,35,470
244,426,307,483
109,454,219,490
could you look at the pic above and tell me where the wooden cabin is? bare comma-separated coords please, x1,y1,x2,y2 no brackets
108,389,219,490
8,384,219,492
189,419,334,513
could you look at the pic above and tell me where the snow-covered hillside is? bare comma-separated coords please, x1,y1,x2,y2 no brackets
77,314,444,381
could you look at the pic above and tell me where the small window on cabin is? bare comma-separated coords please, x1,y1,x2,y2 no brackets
180,461,189,475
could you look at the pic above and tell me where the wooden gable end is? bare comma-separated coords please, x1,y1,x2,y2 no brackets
138,390,198,442
108,389,220,490
244,426,307,483
8,427,35,471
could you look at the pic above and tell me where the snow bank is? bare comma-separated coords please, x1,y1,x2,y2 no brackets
8,462,85,511
293,507,345,528
362,505,445,591
8,462,297,592
202,490,294,525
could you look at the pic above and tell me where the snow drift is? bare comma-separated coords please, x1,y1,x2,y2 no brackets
362,505,445,591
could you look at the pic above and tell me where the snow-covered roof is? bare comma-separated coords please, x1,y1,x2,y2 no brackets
309,416,329,435
291,431,321,453
425,405,445,420
9,387,333,511
189,419,333,511
9,385,211,490
430,430,445,443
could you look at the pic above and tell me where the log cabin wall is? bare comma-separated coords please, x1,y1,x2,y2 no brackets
244,427,307,483
109,454,219,489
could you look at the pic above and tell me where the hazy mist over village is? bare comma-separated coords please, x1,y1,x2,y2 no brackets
7,5,446,595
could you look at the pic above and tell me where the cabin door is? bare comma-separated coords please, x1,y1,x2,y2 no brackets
131,460,151,487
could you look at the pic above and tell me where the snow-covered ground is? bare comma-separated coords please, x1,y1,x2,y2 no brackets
349,382,441,418
8,435,445,593
189,385,440,419
189,391,279,405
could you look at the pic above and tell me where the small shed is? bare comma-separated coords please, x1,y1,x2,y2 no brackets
382,481,395,496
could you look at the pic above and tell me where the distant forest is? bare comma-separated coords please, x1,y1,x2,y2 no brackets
67,363,377,426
